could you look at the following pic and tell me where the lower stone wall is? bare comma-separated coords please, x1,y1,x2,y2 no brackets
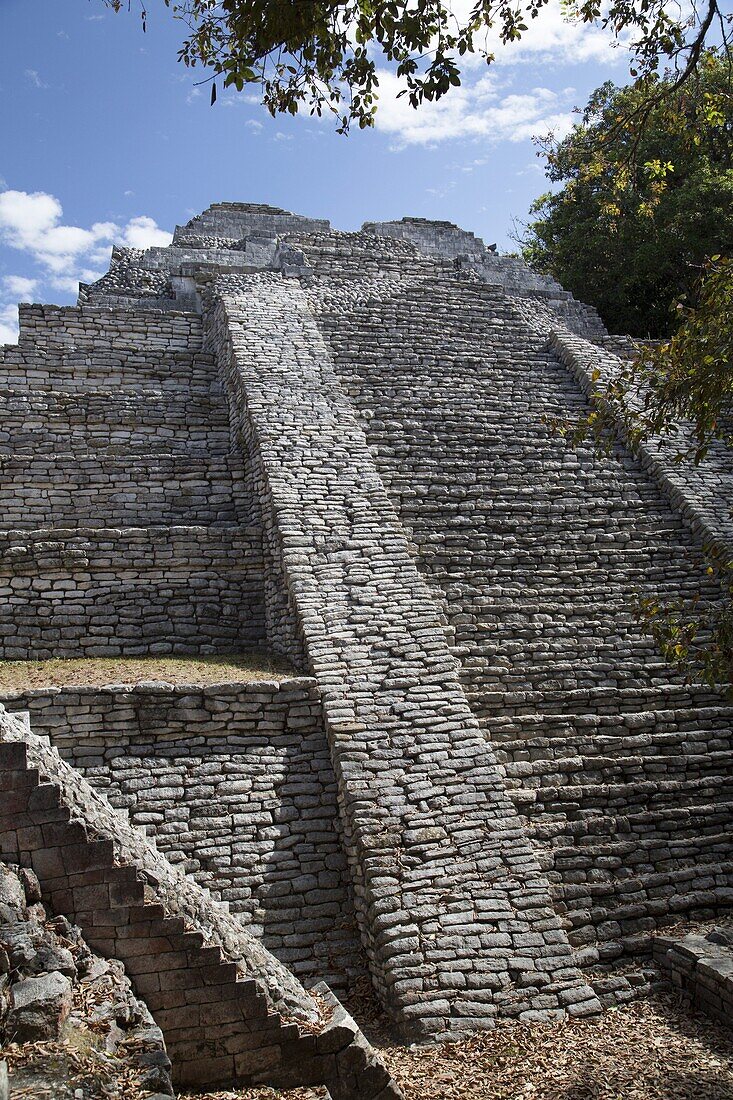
0,708,402,1098
0,679,362,992
0,526,265,660
15,303,203,355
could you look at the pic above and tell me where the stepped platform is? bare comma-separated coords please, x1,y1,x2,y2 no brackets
0,384,231,455
0,708,400,1097
2,202,732,1058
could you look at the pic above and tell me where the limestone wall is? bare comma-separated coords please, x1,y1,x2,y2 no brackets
0,679,361,991
15,303,202,354
0,453,249,529
0,385,232,456
175,202,331,241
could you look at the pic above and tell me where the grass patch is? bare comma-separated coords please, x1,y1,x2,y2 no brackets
0,652,297,691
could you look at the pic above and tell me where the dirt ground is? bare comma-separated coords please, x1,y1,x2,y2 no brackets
187,995,733,1100
0,652,296,691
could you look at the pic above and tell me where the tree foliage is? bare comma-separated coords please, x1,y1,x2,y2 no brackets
105,0,731,132
520,50,733,336
614,256,733,462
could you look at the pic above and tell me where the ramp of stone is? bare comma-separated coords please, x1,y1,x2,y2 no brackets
209,270,600,1038
0,706,402,1099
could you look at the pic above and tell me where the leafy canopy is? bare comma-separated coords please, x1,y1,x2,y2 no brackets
105,0,731,132
519,50,733,336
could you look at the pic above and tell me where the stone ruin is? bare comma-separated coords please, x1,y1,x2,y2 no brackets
0,201,732,1094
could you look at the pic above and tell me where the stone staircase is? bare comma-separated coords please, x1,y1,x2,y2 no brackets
0,303,266,661
310,268,733,966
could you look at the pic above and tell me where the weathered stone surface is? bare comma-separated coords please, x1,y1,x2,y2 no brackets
0,712,402,1098
654,925,733,1028
1,200,732,1070
0,859,175,1096
8,971,73,1040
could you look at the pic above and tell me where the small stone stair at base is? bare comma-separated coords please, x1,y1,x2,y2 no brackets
0,722,403,1099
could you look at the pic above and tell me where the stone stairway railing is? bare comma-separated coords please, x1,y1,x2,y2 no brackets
550,328,733,560
0,706,402,1099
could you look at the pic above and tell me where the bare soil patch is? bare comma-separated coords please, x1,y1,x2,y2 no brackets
187,995,733,1100
0,652,297,691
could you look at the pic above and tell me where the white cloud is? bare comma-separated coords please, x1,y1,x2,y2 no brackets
0,190,172,279
0,189,173,344
0,303,18,346
25,69,49,89
122,215,172,249
245,119,264,132
373,71,575,147
2,275,37,299
448,0,630,69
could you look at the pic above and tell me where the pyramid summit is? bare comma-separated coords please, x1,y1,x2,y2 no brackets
0,202,731,1092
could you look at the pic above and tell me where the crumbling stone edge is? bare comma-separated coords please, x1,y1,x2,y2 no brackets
549,328,733,560
653,930,733,1027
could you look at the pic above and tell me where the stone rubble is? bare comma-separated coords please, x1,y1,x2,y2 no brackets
0,859,174,1096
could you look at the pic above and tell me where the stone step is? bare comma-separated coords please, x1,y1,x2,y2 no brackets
459,647,690,696
490,703,733,742
0,524,265,660
1,345,217,391
420,543,706,571
0,352,219,391
510,773,733,816
556,856,733,916
545,826,733,866
468,679,723,720
557,862,733,958
503,747,733,788
530,798,733,844
0,385,231,455
0,454,249,528
16,303,203,354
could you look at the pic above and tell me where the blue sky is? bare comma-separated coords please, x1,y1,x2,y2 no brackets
0,0,635,342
